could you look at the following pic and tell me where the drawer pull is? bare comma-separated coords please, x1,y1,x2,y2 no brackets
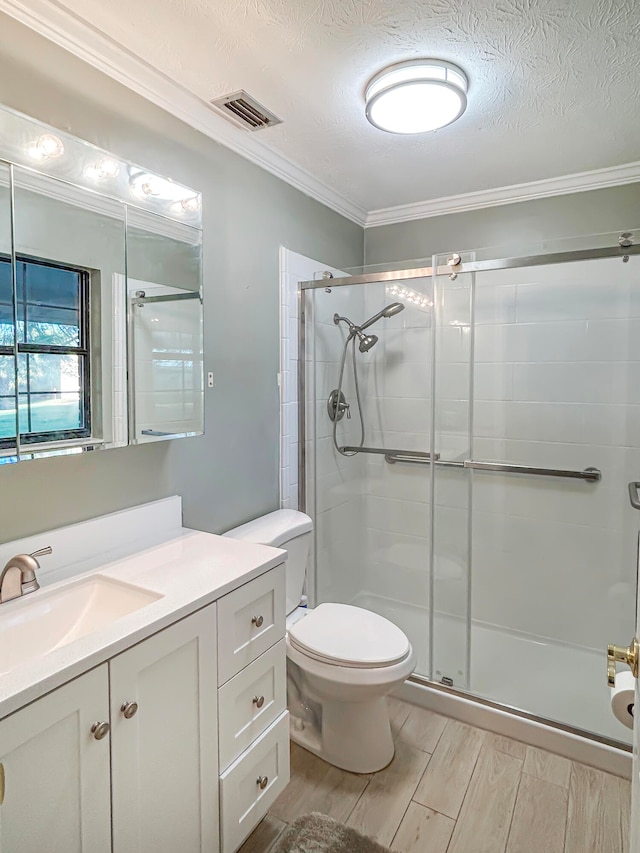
121,701,139,719
91,721,110,740
256,775,269,790
252,695,265,709
251,615,264,628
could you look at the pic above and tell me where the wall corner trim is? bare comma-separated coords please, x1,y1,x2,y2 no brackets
365,161,640,228
0,0,368,227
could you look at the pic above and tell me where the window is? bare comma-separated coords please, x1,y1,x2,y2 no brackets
0,257,90,449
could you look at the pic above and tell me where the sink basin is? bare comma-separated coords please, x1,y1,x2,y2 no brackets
0,575,162,675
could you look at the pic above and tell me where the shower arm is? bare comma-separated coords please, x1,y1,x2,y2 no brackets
333,314,360,339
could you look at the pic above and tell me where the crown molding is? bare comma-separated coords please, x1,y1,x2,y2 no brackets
365,161,640,227
2,1,639,234
0,0,368,226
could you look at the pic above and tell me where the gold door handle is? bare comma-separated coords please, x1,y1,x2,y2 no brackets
607,638,639,687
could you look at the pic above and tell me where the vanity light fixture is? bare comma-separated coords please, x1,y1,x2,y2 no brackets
129,172,201,218
365,59,468,134
180,195,201,213
169,195,202,216
84,157,120,181
27,133,65,161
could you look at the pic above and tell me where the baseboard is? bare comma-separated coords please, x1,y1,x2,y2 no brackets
392,679,632,780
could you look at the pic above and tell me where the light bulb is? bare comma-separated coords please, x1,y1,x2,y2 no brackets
84,158,120,180
27,134,64,161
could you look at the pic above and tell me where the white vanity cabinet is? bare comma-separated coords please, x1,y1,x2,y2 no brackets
0,607,218,853
0,560,289,853
110,605,219,853
217,564,290,853
0,665,112,853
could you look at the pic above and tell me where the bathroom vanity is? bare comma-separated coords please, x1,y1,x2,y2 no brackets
0,501,289,853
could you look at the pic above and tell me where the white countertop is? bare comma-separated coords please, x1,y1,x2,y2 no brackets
0,528,285,720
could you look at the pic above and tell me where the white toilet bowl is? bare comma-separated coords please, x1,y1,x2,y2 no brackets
223,510,415,774
286,603,416,773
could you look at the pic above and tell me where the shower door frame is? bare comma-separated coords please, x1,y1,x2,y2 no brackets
297,236,640,750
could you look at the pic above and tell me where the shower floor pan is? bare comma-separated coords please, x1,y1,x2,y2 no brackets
350,592,629,747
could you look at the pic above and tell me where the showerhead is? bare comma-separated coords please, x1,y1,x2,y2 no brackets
358,301,405,332
382,302,405,318
333,302,405,353
358,333,378,353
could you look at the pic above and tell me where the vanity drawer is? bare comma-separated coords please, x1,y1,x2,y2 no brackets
218,639,287,772
217,564,285,685
219,711,290,853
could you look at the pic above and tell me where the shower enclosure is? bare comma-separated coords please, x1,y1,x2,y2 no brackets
299,230,640,748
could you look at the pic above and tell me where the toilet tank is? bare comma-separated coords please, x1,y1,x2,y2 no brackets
223,510,313,615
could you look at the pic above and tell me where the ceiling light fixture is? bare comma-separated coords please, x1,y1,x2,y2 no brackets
365,59,468,134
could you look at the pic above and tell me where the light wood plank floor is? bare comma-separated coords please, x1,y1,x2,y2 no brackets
240,698,630,853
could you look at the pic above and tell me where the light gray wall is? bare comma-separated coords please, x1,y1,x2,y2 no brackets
364,184,640,266
0,14,364,542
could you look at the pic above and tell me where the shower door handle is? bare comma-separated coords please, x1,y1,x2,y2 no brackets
607,638,639,686
629,482,640,510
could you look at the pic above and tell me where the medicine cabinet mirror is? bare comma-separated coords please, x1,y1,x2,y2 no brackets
0,104,203,464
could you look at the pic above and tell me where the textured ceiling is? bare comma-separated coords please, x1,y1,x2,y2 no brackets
56,0,640,212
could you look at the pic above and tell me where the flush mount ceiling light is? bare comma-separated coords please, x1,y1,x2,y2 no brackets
365,59,468,134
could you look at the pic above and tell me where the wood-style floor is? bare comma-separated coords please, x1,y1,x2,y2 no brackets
239,697,631,853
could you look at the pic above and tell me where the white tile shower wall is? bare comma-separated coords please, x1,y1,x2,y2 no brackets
467,256,640,652
279,249,362,607
279,248,344,510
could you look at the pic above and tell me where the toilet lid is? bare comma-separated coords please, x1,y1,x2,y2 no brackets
288,603,410,668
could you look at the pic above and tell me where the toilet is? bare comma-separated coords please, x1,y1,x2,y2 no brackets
224,509,416,774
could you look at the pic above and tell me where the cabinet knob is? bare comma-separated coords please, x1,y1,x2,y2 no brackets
251,615,264,628
121,701,139,719
252,695,265,709
256,775,269,790
91,721,110,740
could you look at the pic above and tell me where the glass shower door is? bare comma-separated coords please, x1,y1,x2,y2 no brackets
306,275,434,676
442,249,639,744
430,255,473,689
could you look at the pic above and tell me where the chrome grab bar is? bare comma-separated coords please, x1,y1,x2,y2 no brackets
339,446,440,461
338,445,600,481
462,461,601,482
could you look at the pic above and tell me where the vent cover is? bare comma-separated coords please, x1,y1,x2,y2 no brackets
211,91,282,131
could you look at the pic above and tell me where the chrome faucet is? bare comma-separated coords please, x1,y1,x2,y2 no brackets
0,546,52,604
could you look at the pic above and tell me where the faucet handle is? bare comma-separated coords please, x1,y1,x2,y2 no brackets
30,546,52,561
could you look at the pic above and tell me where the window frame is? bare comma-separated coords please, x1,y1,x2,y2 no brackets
0,255,91,450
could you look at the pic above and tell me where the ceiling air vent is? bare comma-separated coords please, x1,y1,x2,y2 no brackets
211,91,282,131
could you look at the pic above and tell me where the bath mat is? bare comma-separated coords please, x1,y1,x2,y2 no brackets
273,812,391,853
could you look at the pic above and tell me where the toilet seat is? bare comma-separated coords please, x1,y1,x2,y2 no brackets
288,602,411,669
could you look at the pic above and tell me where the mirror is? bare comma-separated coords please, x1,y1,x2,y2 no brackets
0,103,203,464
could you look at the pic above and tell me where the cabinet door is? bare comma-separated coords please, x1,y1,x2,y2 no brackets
110,606,219,853
0,665,111,853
